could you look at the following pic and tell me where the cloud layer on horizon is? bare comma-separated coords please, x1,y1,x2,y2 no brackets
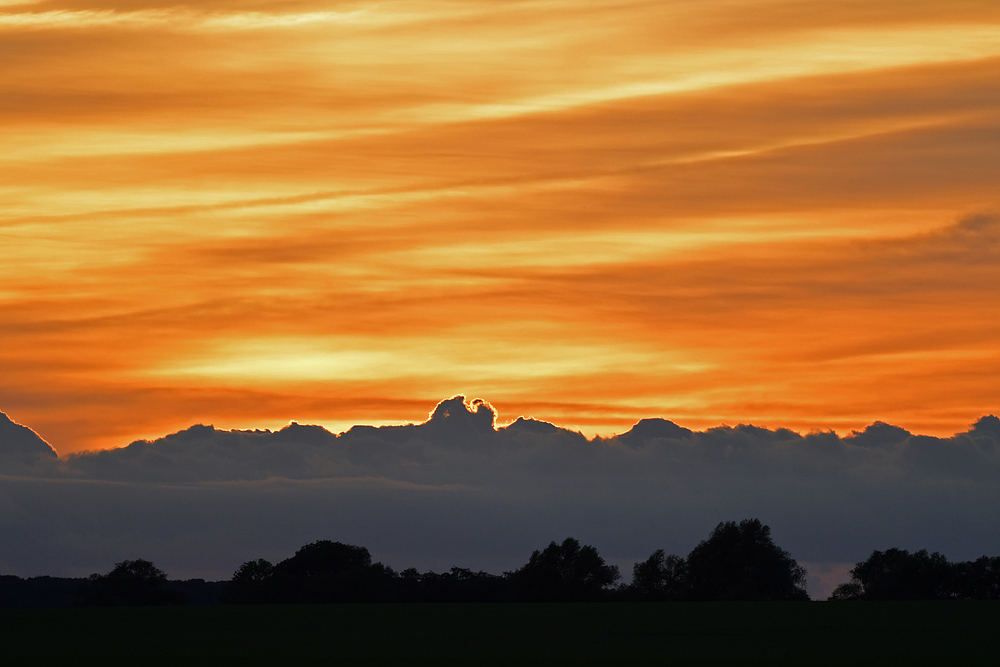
2,396,999,599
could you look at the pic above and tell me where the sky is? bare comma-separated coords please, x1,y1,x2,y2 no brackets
2,0,999,453
2,1,1000,597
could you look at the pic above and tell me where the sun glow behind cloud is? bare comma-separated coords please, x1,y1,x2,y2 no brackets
152,335,712,384
1,0,999,452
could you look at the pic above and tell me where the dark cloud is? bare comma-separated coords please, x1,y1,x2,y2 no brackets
0,411,57,466
845,421,911,449
2,396,1000,600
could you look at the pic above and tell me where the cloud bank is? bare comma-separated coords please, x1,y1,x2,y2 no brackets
2,397,999,598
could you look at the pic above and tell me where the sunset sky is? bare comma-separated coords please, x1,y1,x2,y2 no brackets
3,0,1000,455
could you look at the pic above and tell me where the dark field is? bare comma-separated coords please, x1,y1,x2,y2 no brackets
3,602,998,663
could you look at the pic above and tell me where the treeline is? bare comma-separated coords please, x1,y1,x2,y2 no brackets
0,570,226,609
3,519,804,607
225,537,617,604
227,518,807,603
831,548,1000,601
5,518,1000,607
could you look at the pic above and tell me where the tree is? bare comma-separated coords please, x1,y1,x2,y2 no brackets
508,537,620,602
953,556,1000,599
630,549,689,601
413,567,507,603
685,519,808,601
78,559,182,606
830,548,954,600
828,581,864,601
269,540,395,603
222,559,274,604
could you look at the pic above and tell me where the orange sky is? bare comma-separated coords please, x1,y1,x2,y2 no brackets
2,0,999,454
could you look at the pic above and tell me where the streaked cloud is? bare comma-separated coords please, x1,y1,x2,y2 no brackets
0,7,387,32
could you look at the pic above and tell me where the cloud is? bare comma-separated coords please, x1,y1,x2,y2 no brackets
0,6,383,33
0,410,57,466
2,396,999,601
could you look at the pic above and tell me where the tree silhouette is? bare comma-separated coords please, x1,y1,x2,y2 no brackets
685,519,808,601
508,537,620,602
630,549,689,600
261,540,397,603
412,567,507,602
222,558,274,604
953,556,1000,599
830,548,954,600
78,559,182,606
828,581,864,601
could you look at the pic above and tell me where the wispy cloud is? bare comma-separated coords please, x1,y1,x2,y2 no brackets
0,7,390,31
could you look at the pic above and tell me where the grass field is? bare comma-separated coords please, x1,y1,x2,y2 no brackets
3,602,998,663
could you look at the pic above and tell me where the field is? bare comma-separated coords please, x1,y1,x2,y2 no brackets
3,602,998,663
